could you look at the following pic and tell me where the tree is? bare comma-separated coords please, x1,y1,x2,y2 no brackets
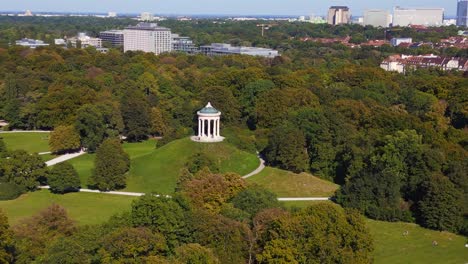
49,125,80,154
417,174,464,233
99,227,167,262
130,195,188,251
200,86,241,124
0,210,14,264
1,150,47,191
185,152,219,174
174,243,220,264
150,107,169,137
0,138,7,158
263,124,309,173
121,89,151,142
13,204,76,263
88,138,130,191
231,185,280,217
256,204,373,264
48,162,81,194
39,237,91,264
75,104,106,152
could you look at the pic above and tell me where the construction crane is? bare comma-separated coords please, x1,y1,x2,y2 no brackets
256,24,275,37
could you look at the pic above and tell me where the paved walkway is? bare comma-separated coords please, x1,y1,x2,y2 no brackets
0,130,50,133
45,150,86,166
242,156,266,179
278,197,331,201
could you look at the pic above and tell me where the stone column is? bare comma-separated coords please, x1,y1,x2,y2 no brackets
217,118,220,137
202,119,205,137
198,119,201,137
208,118,211,137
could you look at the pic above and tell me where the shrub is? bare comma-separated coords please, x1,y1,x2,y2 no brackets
48,162,81,194
0,182,25,200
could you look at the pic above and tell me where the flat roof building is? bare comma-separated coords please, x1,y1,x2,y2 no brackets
123,23,172,55
68,33,102,49
327,6,351,25
172,34,198,54
363,10,392,28
15,38,49,48
391,37,413,47
457,0,468,26
99,30,124,47
393,7,444,27
200,43,279,58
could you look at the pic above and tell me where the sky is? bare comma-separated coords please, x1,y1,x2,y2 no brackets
1,0,459,16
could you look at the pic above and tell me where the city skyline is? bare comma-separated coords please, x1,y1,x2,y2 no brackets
0,0,460,16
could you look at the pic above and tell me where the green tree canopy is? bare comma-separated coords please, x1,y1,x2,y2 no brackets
49,125,81,154
48,162,81,194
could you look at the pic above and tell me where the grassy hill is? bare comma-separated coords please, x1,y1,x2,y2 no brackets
0,190,136,226
368,220,468,264
123,138,259,194
69,138,259,194
247,167,339,197
0,132,50,153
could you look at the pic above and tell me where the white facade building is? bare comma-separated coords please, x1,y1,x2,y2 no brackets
15,38,49,48
192,103,224,143
200,43,279,58
124,23,172,55
363,10,392,27
68,33,102,48
393,7,444,27
391,37,413,46
140,12,155,21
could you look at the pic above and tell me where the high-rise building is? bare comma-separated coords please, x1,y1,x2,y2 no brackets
123,23,172,54
457,0,468,26
327,6,351,25
393,7,444,27
363,10,392,27
99,30,124,47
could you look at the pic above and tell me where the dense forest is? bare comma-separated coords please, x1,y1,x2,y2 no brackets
0,17,467,263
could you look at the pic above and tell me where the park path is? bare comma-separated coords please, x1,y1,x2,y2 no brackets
0,130,50,133
242,156,266,179
45,150,86,166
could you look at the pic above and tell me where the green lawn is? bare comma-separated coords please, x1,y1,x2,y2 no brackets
247,167,339,197
368,220,468,264
280,200,333,209
70,138,258,194
0,190,136,226
0,132,50,153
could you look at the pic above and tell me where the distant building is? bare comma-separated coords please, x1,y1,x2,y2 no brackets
108,12,117,18
363,10,392,27
457,0,468,26
391,37,413,46
444,19,457,26
15,38,49,48
24,10,33,16
327,6,351,25
140,12,155,21
54,39,66,46
200,43,279,58
123,23,172,54
380,54,468,73
68,33,102,48
99,30,124,47
393,7,444,27
310,16,327,24
172,34,197,53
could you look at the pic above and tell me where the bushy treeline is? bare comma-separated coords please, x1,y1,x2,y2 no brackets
0,39,466,235
0,167,374,263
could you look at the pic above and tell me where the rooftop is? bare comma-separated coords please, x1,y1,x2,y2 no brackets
199,102,220,114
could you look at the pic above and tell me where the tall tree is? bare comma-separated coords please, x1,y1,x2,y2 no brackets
75,104,105,152
1,150,47,191
121,89,151,142
49,125,81,154
88,138,130,191
0,210,14,264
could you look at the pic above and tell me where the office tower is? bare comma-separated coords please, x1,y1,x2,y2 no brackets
363,10,392,27
393,7,444,27
140,12,155,21
123,23,172,54
327,6,351,25
457,0,468,26
99,30,124,47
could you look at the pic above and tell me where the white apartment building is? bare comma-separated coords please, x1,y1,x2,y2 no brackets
68,33,102,48
393,7,444,27
363,10,392,27
123,23,172,55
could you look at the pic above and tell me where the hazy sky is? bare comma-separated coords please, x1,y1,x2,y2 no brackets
2,0,458,16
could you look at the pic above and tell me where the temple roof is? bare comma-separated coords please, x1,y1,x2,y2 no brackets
199,102,220,114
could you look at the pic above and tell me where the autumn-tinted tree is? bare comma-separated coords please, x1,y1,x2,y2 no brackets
417,174,464,233
1,150,47,190
263,124,309,173
121,89,151,142
49,125,81,154
174,243,220,264
150,107,169,137
39,237,91,264
48,162,80,194
88,138,130,191
75,104,106,152
0,210,14,264
13,204,75,263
